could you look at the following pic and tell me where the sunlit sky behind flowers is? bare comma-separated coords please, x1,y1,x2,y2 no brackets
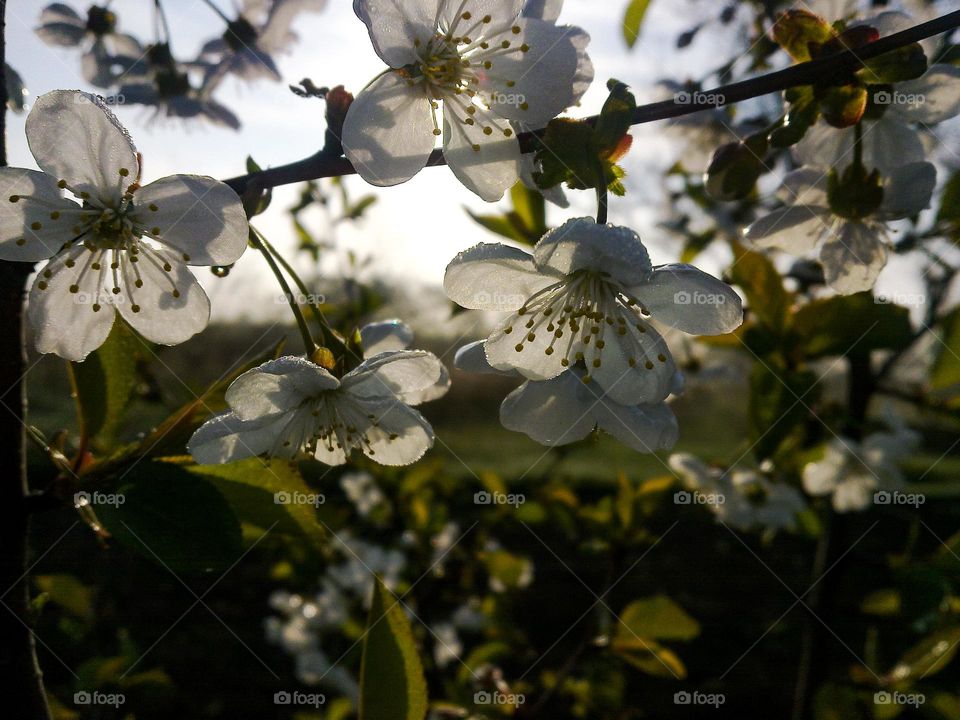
6,0,955,323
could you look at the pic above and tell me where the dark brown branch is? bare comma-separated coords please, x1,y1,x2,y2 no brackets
224,10,960,195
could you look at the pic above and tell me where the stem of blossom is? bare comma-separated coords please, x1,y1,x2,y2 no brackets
0,3,54,717
852,122,864,170
595,162,608,225
153,0,171,43
222,10,960,195
249,228,319,356
254,229,351,359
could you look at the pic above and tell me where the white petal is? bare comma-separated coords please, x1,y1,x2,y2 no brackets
440,0,523,33
801,441,847,496
227,356,338,421
594,399,678,453
353,0,440,67
361,399,435,465
855,11,912,37
117,254,210,346
188,411,292,464
499,372,595,446
480,20,587,126
39,3,84,25
593,317,676,406
0,168,83,262
82,42,117,89
27,248,116,361
778,168,829,207
794,120,848,169
132,175,249,266
669,452,714,491
880,161,935,219
820,222,888,294
533,218,653,286
411,365,451,403
444,242,554,310
895,64,960,124
360,319,413,355
443,113,521,201
342,350,444,402
859,118,925,174
35,22,87,46
454,340,517,375
26,90,139,206
743,206,826,255
832,476,875,513
522,0,563,21
342,72,436,188
485,311,567,380
631,264,743,336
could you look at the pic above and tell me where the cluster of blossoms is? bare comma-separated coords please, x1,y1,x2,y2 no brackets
35,1,327,128
743,9,960,294
0,90,248,361
801,419,920,513
670,454,807,533
445,218,743,452
189,321,448,467
343,0,593,200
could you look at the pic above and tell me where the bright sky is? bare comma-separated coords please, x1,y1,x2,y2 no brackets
5,0,954,324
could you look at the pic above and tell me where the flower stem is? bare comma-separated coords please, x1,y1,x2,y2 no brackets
198,0,231,23
595,160,608,225
249,228,318,356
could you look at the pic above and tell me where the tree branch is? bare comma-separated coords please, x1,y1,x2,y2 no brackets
223,10,960,196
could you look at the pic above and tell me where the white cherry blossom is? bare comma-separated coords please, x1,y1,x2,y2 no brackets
455,340,681,453
188,350,446,467
342,0,592,201
360,318,450,402
0,90,248,361
743,162,936,293
445,218,743,405
802,424,919,513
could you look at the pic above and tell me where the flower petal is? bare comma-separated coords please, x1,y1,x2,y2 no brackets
522,0,563,22
227,356,339,421
742,206,826,255
35,22,87,46
778,168,829,207
454,340,517,375
188,411,292,464
353,0,440,67
533,218,653,287
819,222,888,294
342,72,436,188
132,175,249,266
360,319,413,355
26,90,139,206
0,168,84,261
481,19,588,126
592,316,676,405
117,254,210,346
27,248,116,361
895,64,960,124
342,350,444,402
594,399,678,453
880,161,935,219
630,264,743,336
39,3,84,25
444,242,554,310
440,0,523,33
443,113,521,201
499,372,596,446
361,399,435,465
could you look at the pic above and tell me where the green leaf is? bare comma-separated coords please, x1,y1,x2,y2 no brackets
71,322,141,444
482,550,532,591
622,0,652,49
818,84,867,128
594,80,636,155
792,292,913,359
536,118,601,192
772,10,835,62
359,579,428,720
612,640,686,678
886,627,960,682
34,575,94,621
97,461,243,574
614,595,700,643
466,209,528,243
510,181,546,238
187,458,325,547
860,44,927,84
931,308,960,407
729,242,789,330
